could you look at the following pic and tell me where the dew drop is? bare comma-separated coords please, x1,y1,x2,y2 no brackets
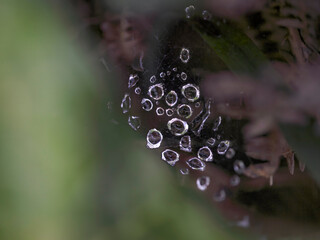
181,84,200,102
196,176,210,191
206,138,216,146
180,168,189,175
202,10,212,21
141,98,153,111
181,72,187,81
134,87,141,95
166,71,171,76
186,158,206,171
226,148,236,159
197,146,213,162
179,135,192,152
172,67,177,72
217,140,230,155
146,129,163,149
166,108,174,116
160,72,165,78
165,90,178,107
162,149,180,166
121,93,131,114
156,107,164,116
150,75,156,83
185,5,195,19
230,175,240,186
233,160,245,174
177,104,193,119
148,84,164,100
128,74,139,88
195,102,201,108
191,99,211,136
128,116,141,131
213,116,222,131
213,189,226,202
167,118,189,136
180,48,190,63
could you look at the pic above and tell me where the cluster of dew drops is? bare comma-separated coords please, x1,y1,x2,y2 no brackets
120,6,247,211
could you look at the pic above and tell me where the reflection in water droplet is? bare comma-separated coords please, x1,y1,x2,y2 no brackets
121,93,131,114
213,189,226,202
150,75,156,83
128,74,139,88
213,116,222,131
160,72,165,78
167,118,189,136
172,67,177,72
230,175,240,186
217,140,230,155
207,138,216,146
166,108,174,116
134,87,141,95
191,99,211,136
226,148,235,159
180,168,189,175
148,84,164,100
180,48,190,63
234,160,245,174
146,129,163,149
181,72,187,81
177,104,193,119
128,116,141,131
165,90,178,107
181,84,200,102
179,135,192,152
186,158,206,171
237,216,250,228
202,10,212,21
197,146,213,162
141,98,153,111
156,107,164,116
196,176,210,191
185,5,195,19
162,149,180,166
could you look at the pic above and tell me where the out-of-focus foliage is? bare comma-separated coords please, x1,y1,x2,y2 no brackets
0,1,246,240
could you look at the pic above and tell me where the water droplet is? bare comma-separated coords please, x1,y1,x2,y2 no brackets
166,108,174,116
166,71,171,76
181,72,187,81
206,138,216,146
128,74,139,88
179,135,192,152
230,175,240,186
185,5,195,19
180,48,190,63
121,93,131,114
202,10,212,20
181,84,200,102
134,87,141,95
196,176,210,191
162,149,180,166
150,75,156,83
197,146,213,162
191,99,211,136
213,189,226,202
180,168,189,175
172,67,177,72
156,107,164,116
160,72,165,78
177,104,192,119
213,116,222,131
165,90,178,107
128,116,141,131
141,98,153,111
236,216,250,228
226,148,235,159
233,160,245,174
148,84,164,100
195,102,201,108
186,158,206,171
167,118,189,136
217,140,230,155
146,129,163,149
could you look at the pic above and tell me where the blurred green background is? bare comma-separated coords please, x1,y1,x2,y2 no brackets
0,1,245,239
